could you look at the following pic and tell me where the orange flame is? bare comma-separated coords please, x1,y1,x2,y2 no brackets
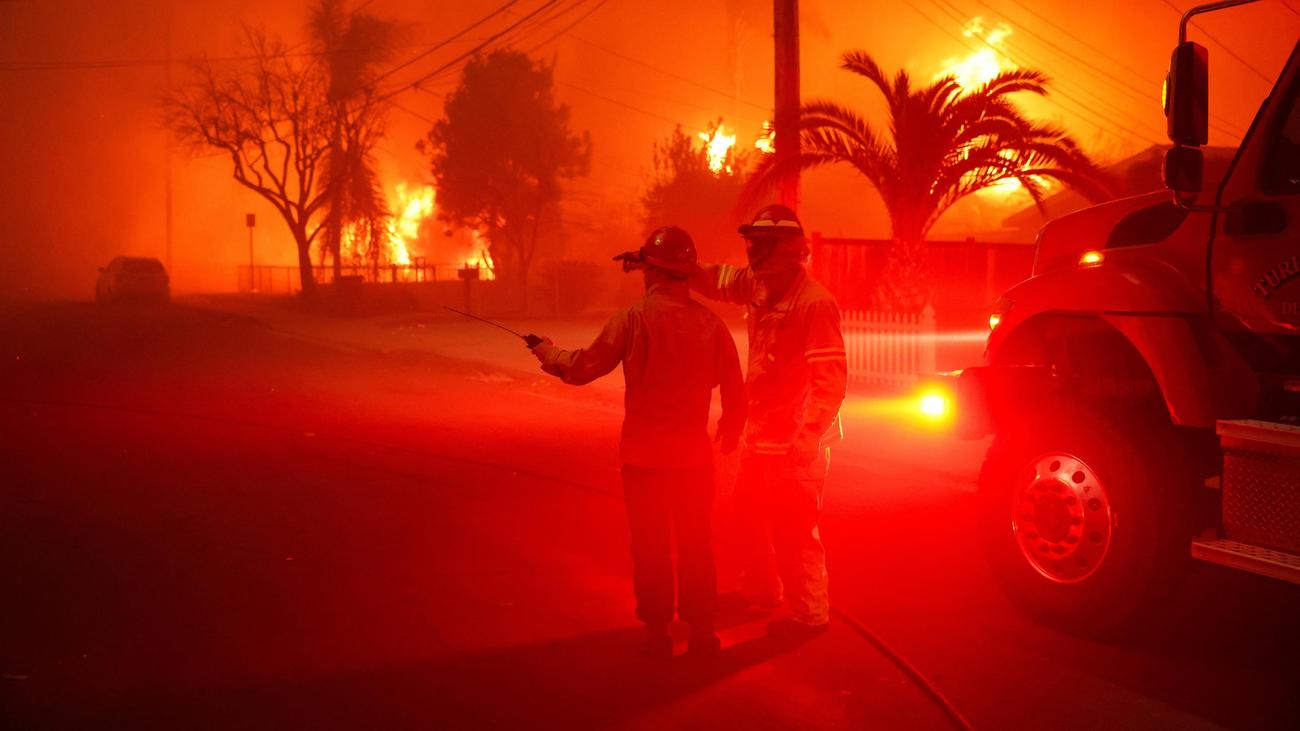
336,182,497,279
755,120,776,155
937,18,1052,200
463,230,496,280
698,124,737,176
385,183,432,267
938,17,1016,94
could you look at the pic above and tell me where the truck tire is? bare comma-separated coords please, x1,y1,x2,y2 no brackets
979,406,1195,634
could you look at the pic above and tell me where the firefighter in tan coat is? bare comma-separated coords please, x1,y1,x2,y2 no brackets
530,226,747,660
692,204,847,638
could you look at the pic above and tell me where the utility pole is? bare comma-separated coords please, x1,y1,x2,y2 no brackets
773,0,800,210
164,2,174,275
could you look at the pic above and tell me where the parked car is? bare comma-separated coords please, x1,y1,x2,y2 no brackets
95,256,170,304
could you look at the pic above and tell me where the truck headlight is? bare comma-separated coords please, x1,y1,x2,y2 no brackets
989,297,1013,331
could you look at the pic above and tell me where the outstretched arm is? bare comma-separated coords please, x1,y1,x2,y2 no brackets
532,308,633,386
691,263,754,305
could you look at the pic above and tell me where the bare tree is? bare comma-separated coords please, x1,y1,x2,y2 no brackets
164,30,335,298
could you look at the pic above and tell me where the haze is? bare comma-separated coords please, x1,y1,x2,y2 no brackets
1,0,1294,298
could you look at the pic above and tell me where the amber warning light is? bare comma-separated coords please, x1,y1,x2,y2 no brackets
912,373,963,428
919,392,950,418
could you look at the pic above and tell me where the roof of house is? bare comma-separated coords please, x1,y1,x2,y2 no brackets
997,144,1238,240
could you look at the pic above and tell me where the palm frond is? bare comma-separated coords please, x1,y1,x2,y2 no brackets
787,50,1112,308
979,67,1051,98
839,51,893,100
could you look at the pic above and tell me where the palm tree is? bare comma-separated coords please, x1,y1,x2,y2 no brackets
752,51,1111,311
309,0,400,280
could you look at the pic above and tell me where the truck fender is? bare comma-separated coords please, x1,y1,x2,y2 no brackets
987,259,1257,427
1101,314,1257,427
991,256,1203,345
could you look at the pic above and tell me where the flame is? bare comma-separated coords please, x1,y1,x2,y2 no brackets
335,181,497,279
384,182,434,267
936,18,1049,200
938,17,1016,94
339,222,363,263
698,124,737,175
755,120,776,155
335,183,426,267
463,230,496,280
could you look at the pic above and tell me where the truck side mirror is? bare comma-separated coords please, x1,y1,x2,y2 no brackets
1163,146,1203,194
1165,41,1209,146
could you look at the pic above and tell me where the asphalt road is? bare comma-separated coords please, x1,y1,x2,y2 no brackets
1,301,1298,730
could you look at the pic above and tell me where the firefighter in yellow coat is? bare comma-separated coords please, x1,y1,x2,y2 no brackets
692,205,847,638
530,226,747,659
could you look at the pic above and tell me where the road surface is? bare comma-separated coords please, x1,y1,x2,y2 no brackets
1,300,1297,730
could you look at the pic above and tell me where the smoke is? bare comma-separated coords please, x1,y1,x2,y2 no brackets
0,0,1290,299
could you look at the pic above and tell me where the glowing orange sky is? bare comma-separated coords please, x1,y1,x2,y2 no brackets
0,0,1295,296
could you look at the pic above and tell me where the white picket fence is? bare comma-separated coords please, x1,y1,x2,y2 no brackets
841,305,936,388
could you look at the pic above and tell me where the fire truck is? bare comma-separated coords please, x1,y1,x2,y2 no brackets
935,0,1300,631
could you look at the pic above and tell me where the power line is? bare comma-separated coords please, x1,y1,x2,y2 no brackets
499,0,591,49
0,0,517,76
556,28,772,114
391,99,438,125
929,0,1173,141
1001,0,1244,135
365,0,521,89
899,0,1164,146
936,0,1186,143
957,0,1244,138
1157,0,1273,83
505,4,771,127
559,64,767,124
0,35,488,73
555,79,682,126
525,0,610,53
2,0,420,73
966,1,1166,107
371,0,562,105
1006,0,1152,81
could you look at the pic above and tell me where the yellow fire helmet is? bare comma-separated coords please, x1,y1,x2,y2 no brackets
738,204,804,238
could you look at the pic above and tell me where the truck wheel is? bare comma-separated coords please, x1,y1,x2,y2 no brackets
979,407,1194,634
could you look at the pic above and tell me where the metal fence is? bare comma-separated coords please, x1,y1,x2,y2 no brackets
809,235,1035,313
842,305,936,388
237,264,440,294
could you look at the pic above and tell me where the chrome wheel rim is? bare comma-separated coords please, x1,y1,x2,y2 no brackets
1011,452,1114,584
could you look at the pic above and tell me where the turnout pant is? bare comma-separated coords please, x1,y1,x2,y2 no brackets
620,465,717,630
735,449,830,625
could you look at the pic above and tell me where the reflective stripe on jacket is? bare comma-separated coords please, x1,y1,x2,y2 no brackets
541,281,746,469
692,264,847,456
